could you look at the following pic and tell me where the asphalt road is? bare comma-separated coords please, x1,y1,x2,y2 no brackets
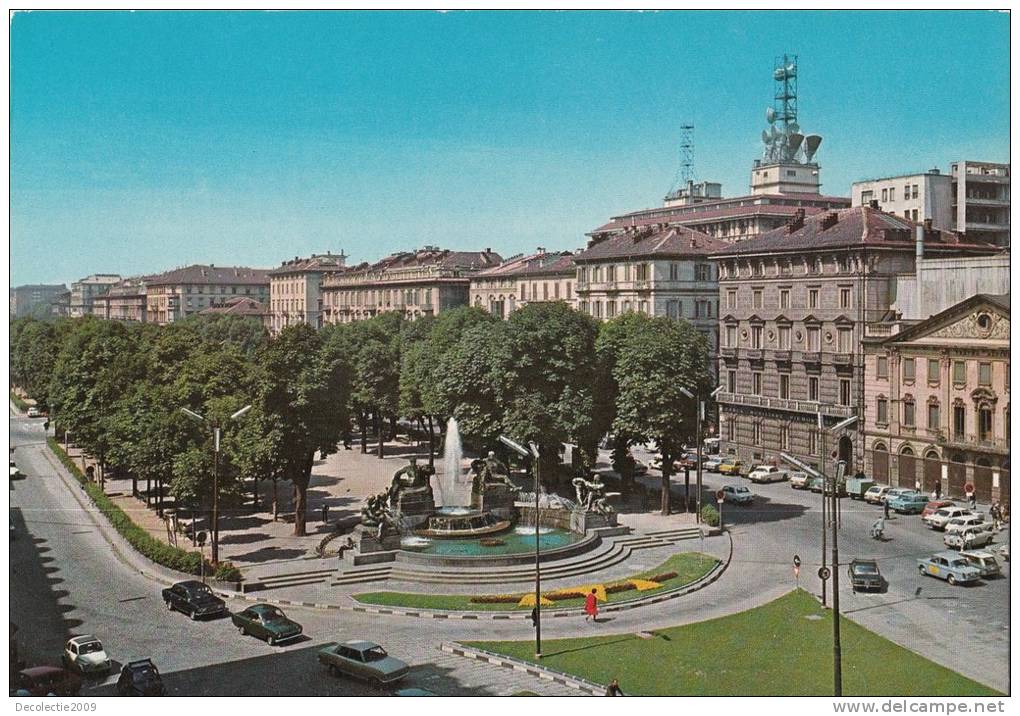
9,416,1009,695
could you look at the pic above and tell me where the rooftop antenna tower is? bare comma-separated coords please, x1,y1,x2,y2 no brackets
665,123,696,200
761,54,822,164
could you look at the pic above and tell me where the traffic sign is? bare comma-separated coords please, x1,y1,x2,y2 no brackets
716,489,725,501
817,566,831,581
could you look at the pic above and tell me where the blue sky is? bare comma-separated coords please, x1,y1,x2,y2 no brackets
11,10,1009,286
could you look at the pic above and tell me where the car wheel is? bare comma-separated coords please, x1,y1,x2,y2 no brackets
268,635,276,646
238,625,247,636
328,664,340,677
947,575,957,586
918,564,927,575
165,600,174,612
189,608,198,621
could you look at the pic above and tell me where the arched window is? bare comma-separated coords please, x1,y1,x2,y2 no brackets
872,442,889,483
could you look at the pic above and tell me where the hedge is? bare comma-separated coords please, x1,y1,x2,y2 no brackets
47,437,205,576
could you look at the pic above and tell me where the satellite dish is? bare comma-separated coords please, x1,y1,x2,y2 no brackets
788,122,800,134
803,135,823,162
771,125,781,139
773,67,787,81
787,132,804,155
761,129,770,145
766,107,776,123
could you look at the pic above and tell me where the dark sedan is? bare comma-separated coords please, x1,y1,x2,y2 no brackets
162,580,227,620
848,559,884,592
116,659,166,696
231,604,303,646
13,666,82,696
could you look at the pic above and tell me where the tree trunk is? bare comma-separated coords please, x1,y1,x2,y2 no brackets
131,471,138,499
426,415,435,468
360,413,368,454
271,478,279,521
389,415,398,442
375,413,384,459
251,476,259,512
661,452,672,516
684,465,691,512
292,453,315,536
146,476,152,507
157,476,164,517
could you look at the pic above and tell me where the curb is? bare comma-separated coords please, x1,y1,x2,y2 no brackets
439,642,603,695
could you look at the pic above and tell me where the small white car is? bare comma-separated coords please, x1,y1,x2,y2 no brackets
27,407,42,418
945,527,995,551
924,506,973,531
883,487,916,503
960,550,1002,578
944,515,992,536
62,635,111,675
748,466,787,484
789,472,813,489
703,456,724,472
863,485,892,504
720,484,754,505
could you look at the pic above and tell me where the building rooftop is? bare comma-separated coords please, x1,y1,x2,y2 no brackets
199,296,268,317
710,206,998,257
267,252,349,276
576,225,729,262
341,247,503,275
147,265,270,286
475,250,575,279
852,168,947,184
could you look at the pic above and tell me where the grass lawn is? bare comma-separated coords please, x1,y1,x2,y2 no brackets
354,552,719,611
465,589,1000,696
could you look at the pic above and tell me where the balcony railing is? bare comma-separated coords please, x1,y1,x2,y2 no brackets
937,432,1009,454
720,347,737,359
834,353,853,366
745,348,763,360
802,351,822,363
772,350,792,362
716,391,856,419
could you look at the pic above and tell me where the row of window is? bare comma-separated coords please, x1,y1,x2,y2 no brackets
520,281,572,301
327,288,434,308
727,369,853,406
722,417,829,454
577,263,712,284
874,398,1005,441
724,323,853,353
877,356,1001,387
719,254,858,280
726,285,853,311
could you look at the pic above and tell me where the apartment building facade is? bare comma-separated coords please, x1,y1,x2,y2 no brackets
268,252,347,333
862,294,1009,504
91,277,150,322
145,265,270,325
951,160,1010,247
10,284,68,319
573,224,727,346
851,169,953,230
321,247,502,324
470,250,575,318
711,206,995,474
69,274,122,317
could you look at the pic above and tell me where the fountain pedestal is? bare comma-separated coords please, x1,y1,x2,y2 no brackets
470,483,517,521
352,523,402,554
393,485,436,529
570,508,618,533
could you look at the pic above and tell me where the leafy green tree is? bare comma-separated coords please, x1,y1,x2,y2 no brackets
607,314,711,515
349,313,402,459
254,324,351,536
10,318,60,408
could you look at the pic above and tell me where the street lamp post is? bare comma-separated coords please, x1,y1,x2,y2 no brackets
181,404,252,565
826,414,857,699
680,385,723,523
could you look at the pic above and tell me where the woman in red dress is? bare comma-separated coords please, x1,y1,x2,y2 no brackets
584,588,598,623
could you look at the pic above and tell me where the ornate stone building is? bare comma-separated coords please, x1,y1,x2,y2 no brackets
145,265,270,325
710,206,996,473
863,294,1009,504
321,247,502,324
267,252,347,333
469,249,576,318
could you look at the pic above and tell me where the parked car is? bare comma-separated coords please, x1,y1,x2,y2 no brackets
945,527,995,551
917,552,982,585
863,485,892,505
924,506,974,530
13,666,81,696
922,500,956,519
318,640,410,685
887,491,928,514
718,458,743,476
720,484,753,505
960,550,1002,578
845,477,875,500
61,635,111,675
883,487,916,504
748,465,787,483
10,466,25,481
162,580,228,620
232,604,303,645
703,456,724,472
116,659,166,696
944,514,992,536
26,407,42,418
808,476,824,493
848,559,884,592
677,453,700,469
789,471,812,489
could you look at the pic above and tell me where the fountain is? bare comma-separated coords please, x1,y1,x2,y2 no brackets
437,417,470,507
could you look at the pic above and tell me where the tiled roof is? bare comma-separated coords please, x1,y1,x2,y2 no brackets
344,247,503,274
475,251,575,279
575,225,729,262
199,296,268,317
147,265,270,286
710,207,998,257
267,253,349,276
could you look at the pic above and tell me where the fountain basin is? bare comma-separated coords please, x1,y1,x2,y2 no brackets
417,509,512,539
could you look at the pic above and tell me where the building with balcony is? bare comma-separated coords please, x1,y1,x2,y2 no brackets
50,290,71,317
951,160,1010,247
267,252,347,333
469,249,576,319
91,277,151,322
573,224,727,347
10,284,68,319
69,274,122,317
851,169,953,230
321,246,502,324
710,206,997,473
862,294,1009,504
145,265,270,325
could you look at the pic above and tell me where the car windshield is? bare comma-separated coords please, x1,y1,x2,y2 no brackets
735,487,749,493
949,560,969,569
363,646,388,662
189,584,213,596
853,563,878,574
78,642,103,654
261,608,287,622
132,665,157,681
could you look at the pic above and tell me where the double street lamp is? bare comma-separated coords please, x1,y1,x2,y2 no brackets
679,385,724,522
181,404,252,565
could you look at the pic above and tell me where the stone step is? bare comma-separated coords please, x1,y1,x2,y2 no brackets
257,568,336,582
249,576,333,591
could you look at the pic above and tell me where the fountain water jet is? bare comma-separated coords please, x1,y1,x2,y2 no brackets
438,417,470,507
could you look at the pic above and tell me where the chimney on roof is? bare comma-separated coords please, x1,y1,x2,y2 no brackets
821,212,839,230
536,246,545,254
787,208,806,233
485,247,491,254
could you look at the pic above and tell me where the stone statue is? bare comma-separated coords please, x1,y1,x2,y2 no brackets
388,457,432,504
470,458,486,494
572,473,616,516
360,492,397,539
481,450,518,492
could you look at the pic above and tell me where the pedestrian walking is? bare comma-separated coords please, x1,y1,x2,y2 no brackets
883,498,890,520
934,481,942,500
584,588,599,623
605,679,625,696
321,503,329,525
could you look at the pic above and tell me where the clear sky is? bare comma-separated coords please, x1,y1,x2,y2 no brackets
11,10,1009,286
